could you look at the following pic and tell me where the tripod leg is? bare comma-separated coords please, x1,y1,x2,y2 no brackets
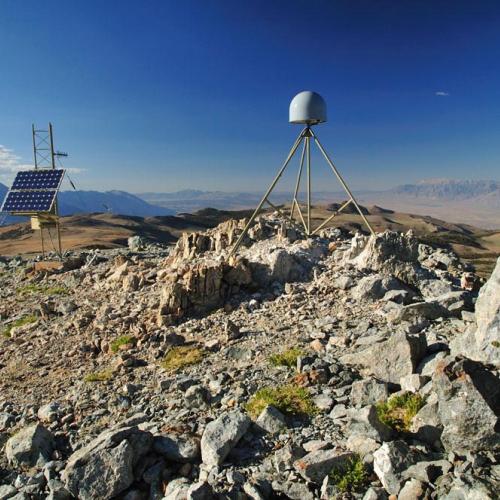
306,134,311,235
290,140,306,222
230,129,306,255
310,129,375,236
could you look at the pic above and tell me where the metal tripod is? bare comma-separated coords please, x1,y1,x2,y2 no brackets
230,126,375,254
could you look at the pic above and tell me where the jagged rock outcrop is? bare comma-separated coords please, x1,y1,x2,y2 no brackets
345,230,427,286
157,257,253,324
451,257,500,367
157,218,327,324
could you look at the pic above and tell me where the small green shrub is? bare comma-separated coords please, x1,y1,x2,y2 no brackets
1,314,38,338
330,455,368,493
492,341,500,348
110,335,137,353
376,392,425,432
161,345,204,373
84,369,114,382
269,347,304,369
245,384,317,418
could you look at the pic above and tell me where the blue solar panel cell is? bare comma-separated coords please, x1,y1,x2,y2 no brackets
1,190,57,213
11,169,64,190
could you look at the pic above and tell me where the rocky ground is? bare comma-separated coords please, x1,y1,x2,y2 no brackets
0,214,498,499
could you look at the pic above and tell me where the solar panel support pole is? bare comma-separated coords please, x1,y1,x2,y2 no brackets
32,124,38,169
49,123,56,170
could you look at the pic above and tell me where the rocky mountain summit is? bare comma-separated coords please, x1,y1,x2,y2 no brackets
0,214,499,499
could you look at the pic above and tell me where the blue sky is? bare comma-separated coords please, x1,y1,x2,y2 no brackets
0,0,499,192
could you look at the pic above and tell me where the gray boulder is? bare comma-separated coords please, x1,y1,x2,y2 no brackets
0,485,17,500
153,434,200,463
373,441,423,495
398,479,426,500
163,478,192,500
350,379,389,408
341,331,427,384
62,425,153,500
451,257,500,367
440,474,499,500
418,279,454,299
200,410,250,466
294,449,354,484
187,481,213,500
362,487,388,500
433,357,500,454
255,405,287,434
5,423,55,468
409,398,442,446
351,274,407,302
346,405,394,442
389,300,449,322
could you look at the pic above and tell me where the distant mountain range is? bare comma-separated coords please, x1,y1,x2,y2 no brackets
2,178,499,229
0,183,174,225
390,179,500,201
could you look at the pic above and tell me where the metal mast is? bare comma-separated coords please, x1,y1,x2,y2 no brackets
31,123,68,257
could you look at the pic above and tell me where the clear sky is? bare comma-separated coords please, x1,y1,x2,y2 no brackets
0,0,499,192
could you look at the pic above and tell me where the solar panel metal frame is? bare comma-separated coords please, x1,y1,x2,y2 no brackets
0,190,58,214
0,168,65,214
11,169,65,191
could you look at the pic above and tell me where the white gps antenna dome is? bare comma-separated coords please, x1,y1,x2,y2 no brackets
289,91,327,125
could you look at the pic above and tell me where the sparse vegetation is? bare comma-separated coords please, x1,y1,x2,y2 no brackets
161,345,204,373
330,455,368,493
1,314,38,338
376,392,425,432
492,341,500,348
245,384,318,418
110,335,137,353
84,369,114,382
16,283,69,297
269,347,303,369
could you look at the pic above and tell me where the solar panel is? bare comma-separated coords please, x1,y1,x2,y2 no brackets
1,190,57,213
11,169,65,190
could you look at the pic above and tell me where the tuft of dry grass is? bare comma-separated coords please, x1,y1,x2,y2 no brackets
245,384,318,419
1,314,38,338
161,345,205,373
269,347,303,369
330,454,368,493
84,369,114,383
110,335,137,353
376,392,425,432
